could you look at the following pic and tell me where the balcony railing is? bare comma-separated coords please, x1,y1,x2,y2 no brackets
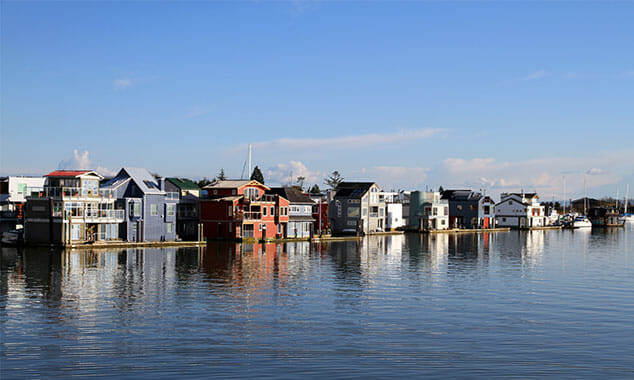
27,186,116,199
84,209,125,221
166,192,179,200
243,211,262,220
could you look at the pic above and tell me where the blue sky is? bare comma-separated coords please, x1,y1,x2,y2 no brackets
1,1,633,199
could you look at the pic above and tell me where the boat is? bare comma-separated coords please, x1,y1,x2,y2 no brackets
572,216,592,228
588,207,625,227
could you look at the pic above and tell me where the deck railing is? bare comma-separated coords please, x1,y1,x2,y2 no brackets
243,211,262,220
27,186,116,199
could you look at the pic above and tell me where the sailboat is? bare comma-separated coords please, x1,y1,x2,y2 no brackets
623,184,634,223
573,177,592,228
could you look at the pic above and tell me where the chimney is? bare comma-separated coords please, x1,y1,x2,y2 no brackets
158,177,165,191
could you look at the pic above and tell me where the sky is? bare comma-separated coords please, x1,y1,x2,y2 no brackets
1,1,633,200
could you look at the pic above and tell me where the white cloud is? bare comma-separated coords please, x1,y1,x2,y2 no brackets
235,128,443,153
58,149,116,176
524,70,548,80
114,78,132,90
265,160,324,186
433,150,634,199
371,166,427,190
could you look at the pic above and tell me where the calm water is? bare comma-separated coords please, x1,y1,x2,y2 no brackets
2,228,634,379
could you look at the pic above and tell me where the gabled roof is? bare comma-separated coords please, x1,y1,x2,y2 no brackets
203,179,270,191
506,192,538,199
104,167,165,195
337,182,376,190
441,189,483,201
268,187,314,204
45,170,103,179
334,182,377,198
166,177,200,191
101,177,132,190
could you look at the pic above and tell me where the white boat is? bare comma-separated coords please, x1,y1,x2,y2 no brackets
572,216,592,229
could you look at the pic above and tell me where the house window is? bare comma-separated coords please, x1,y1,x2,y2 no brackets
347,207,360,218
484,206,490,214
167,204,175,217
433,207,438,216
444,207,448,216
167,223,173,233
258,223,262,231
232,189,236,195
263,207,267,216
228,223,232,232
379,208,384,217
17,183,27,195
509,201,513,205
277,224,282,234
363,208,367,216
441,219,446,225
457,205,463,211
502,217,507,222
213,190,217,195
470,205,477,211
134,202,141,217
151,204,158,216
271,206,275,215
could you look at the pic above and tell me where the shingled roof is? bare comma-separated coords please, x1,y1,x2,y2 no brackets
166,177,200,191
268,187,314,204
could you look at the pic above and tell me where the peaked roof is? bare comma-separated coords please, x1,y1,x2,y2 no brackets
334,182,377,198
203,179,270,190
166,177,200,191
102,167,164,195
269,187,314,204
441,189,483,201
45,170,102,179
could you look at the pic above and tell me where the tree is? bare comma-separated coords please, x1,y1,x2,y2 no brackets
438,186,444,193
309,184,321,194
197,177,213,188
218,168,226,181
324,171,343,189
296,176,306,190
250,166,264,184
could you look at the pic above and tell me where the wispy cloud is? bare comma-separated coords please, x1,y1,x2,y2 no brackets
523,70,548,81
233,128,443,153
113,78,132,90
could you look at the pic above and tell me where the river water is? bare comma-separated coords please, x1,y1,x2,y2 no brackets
2,228,634,379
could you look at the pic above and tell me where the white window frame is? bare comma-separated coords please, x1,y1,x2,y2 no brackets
151,204,158,216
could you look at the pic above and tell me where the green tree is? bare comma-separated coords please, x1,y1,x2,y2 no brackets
324,171,343,189
197,177,214,188
250,166,264,184
218,168,226,181
310,184,321,194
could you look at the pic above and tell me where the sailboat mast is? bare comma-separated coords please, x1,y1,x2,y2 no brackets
248,144,252,178
563,176,566,214
626,184,630,214
584,176,587,215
